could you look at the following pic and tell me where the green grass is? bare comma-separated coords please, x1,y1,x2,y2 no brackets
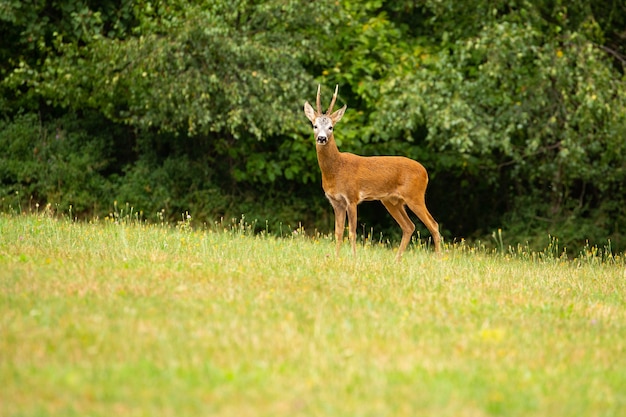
1,211,625,417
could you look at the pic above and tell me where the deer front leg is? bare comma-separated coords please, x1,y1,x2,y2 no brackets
347,202,358,256
331,203,347,257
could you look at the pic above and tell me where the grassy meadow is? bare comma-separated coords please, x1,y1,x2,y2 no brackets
1,210,625,416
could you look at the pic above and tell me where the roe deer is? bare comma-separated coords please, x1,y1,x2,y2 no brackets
303,85,441,260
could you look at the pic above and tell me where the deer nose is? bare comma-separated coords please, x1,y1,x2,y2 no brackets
317,135,328,144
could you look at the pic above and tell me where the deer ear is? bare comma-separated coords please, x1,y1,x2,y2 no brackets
304,101,317,123
330,104,347,123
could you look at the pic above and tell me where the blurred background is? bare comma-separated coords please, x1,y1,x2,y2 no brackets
1,0,625,252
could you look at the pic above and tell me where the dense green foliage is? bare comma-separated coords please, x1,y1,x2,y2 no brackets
1,0,625,251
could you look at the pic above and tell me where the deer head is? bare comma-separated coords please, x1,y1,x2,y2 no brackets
302,84,441,259
303,84,347,145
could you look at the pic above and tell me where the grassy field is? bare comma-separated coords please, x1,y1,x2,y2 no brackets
1,211,625,416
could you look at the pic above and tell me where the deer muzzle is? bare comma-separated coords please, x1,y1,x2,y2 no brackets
317,135,328,145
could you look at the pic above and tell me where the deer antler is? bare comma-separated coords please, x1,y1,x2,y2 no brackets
315,84,322,115
302,84,441,261
326,84,339,115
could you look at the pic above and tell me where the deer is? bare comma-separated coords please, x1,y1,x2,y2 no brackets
303,84,441,261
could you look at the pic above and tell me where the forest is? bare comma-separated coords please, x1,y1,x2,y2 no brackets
1,0,625,252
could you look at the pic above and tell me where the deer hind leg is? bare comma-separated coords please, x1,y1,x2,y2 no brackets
406,198,441,254
382,200,416,261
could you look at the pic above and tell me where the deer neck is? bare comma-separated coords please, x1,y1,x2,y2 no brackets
316,135,342,176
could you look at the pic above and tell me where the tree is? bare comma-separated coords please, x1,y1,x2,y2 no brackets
367,0,626,247
1,0,625,251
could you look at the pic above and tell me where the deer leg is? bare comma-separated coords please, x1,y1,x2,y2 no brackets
347,203,358,256
331,203,347,257
406,199,441,254
382,200,415,261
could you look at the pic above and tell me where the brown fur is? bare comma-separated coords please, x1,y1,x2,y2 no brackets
304,85,441,260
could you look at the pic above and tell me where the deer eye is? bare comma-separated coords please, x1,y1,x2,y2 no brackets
313,125,318,129
328,126,333,131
